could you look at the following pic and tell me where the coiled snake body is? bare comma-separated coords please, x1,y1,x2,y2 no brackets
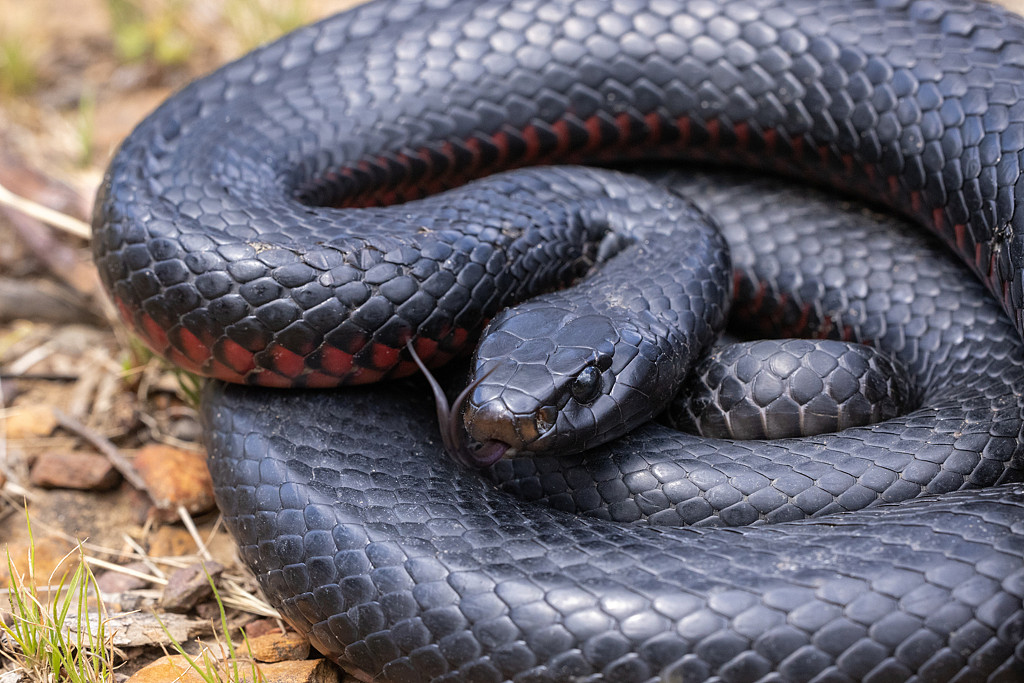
92,0,1024,680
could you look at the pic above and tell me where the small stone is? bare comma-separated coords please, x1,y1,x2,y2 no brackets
29,452,121,491
147,525,198,557
5,405,57,439
248,630,311,663
159,561,225,613
195,601,222,620
125,655,205,683
132,444,215,518
96,561,153,594
245,618,283,639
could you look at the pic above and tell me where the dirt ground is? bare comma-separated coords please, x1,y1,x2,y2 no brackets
3,0,1024,680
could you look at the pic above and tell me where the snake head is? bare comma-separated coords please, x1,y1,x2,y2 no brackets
463,305,679,456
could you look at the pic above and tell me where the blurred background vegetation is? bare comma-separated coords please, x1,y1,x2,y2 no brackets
0,0,359,188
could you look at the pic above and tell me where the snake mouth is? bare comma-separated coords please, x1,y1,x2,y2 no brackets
406,342,509,468
472,439,511,466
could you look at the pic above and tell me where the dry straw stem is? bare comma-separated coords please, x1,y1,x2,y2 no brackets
0,181,90,239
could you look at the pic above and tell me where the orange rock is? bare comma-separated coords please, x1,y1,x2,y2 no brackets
248,630,311,663
5,405,57,439
127,654,340,683
245,617,283,639
126,655,207,683
29,451,121,490
242,659,340,683
132,444,215,517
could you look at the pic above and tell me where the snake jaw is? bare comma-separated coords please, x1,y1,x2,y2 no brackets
406,342,505,468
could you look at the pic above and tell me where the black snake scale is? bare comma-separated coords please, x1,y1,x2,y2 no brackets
91,0,1024,680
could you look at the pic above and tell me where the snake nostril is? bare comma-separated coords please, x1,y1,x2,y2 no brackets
465,400,526,449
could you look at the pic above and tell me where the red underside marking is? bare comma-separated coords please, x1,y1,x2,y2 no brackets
413,336,439,362
390,359,420,377
522,125,541,161
417,147,437,178
254,372,295,389
370,343,400,371
732,271,745,302
115,297,136,332
270,345,306,379
439,141,457,170
551,120,571,156
304,371,343,388
749,280,767,313
464,137,483,171
645,112,663,144
207,361,247,384
140,313,169,353
166,348,202,375
910,190,922,214
219,338,256,375
706,118,720,146
615,113,633,145
178,328,210,365
841,153,854,176
955,223,967,252
450,327,469,351
492,130,511,166
733,121,750,148
320,346,354,377
887,176,901,197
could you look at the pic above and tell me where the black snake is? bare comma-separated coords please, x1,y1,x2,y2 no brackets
92,0,1024,680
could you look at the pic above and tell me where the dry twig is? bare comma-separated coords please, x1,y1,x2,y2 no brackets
0,180,90,239
51,408,151,495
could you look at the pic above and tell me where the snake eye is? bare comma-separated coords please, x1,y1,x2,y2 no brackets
570,366,602,404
